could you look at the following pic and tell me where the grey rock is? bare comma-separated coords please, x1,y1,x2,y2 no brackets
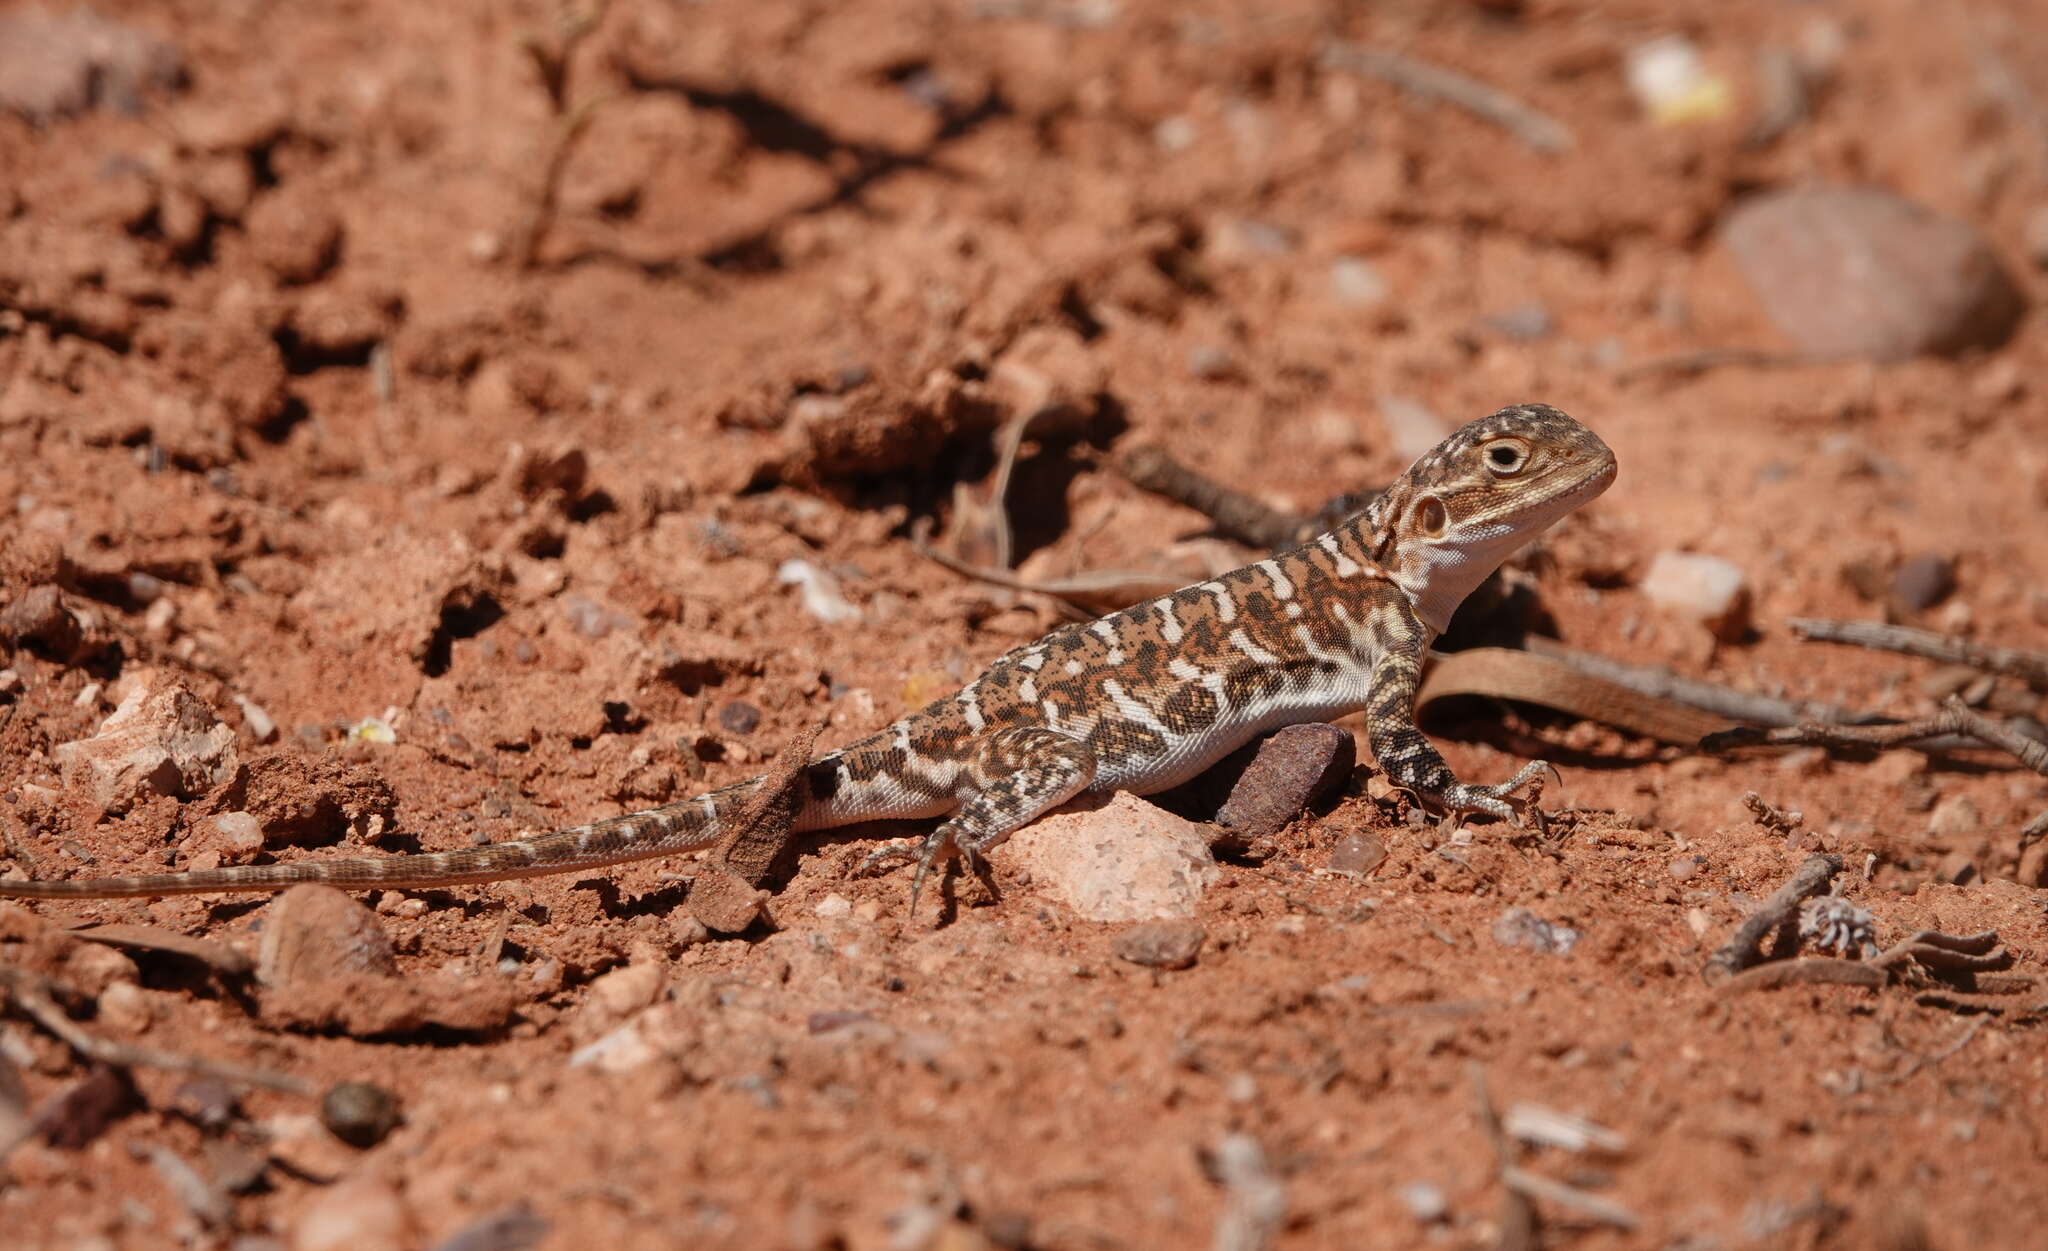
1722,185,2025,360
1111,920,1206,969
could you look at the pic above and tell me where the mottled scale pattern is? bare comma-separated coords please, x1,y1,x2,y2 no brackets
0,404,1616,901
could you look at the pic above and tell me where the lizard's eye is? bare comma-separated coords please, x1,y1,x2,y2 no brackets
1414,496,1448,537
1484,441,1529,474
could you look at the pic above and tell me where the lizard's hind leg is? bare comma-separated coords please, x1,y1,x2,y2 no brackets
862,726,1098,913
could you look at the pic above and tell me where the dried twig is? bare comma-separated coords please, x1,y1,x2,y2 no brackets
68,924,254,978
1871,930,2007,975
1718,956,1885,994
1702,853,1842,984
0,967,310,1094
1526,639,1862,730
1720,927,2021,1003
1113,445,1320,551
1469,1065,1539,1251
1741,791,1804,838
1611,346,1832,382
1702,697,2048,766
1319,43,1574,154
912,540,1188,619
1499,1168,1641,1231
1788,618,2048,692
1744,46,1811,149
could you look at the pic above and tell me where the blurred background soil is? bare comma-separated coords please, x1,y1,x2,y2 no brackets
2,1,2048,1248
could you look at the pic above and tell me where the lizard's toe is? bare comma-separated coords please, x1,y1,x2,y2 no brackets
857,840,922,878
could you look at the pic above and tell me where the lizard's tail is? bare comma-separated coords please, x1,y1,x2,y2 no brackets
0,779,756,899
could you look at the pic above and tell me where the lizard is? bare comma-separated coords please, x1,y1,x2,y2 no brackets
0,403,1617,909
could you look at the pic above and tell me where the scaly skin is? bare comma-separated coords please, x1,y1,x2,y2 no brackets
0,404,1616,902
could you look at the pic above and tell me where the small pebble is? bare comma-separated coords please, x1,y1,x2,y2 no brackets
1928,793,1980,838
1640,551,1750,641
1187,345,1240,381
1327,832,1387,876
318,1082,402,1149
1889,553,1956,613
1481,302,1553,340
291,1176,410,1251
776,559,861,625
718,700,762,734
1667,854,1705,882
96,980,152,1033
1328,256,1389,307
1111,919,1206,970
585,961,664,1018
1396,1180,1449,1223
1492,907,1579,956
235,695,278,743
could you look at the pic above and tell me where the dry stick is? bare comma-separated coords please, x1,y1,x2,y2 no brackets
1718,957,1884,995
1468,1064,1539,1251
1702,853,1843,984
1701,698,2048,765
1721,929,2016,998
0,968,310,1095
518,99,607,270
1741,791,1804,838
1525,638,1863,730
1610,346,1834,382
915,544,1192,614
1318,43,1574,154
1113,445,1316,551
1788,618,2048,693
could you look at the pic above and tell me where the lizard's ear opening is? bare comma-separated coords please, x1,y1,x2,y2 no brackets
1414,495,1448,538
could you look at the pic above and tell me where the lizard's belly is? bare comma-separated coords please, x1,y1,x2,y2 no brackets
1089,675,1378,796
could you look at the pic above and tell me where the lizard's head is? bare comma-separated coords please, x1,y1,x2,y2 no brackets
1371,403,1617,633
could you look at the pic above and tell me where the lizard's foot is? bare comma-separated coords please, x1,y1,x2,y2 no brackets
1440,760,1558,830
856,839,923,877
859,830,986,915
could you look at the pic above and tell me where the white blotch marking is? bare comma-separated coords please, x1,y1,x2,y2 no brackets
1285,602,1303,618
1291,623,1344,665
1230,628,1279,666
1064,659,1084,676
576,828,593,851
1019,675,1038,703
1168,657,1206,682
1155,599,1184,644
1101,679,1170,736
1018,648,1047,671
1040,699,1063,729
1256,559,1294,600
958,686,986,732
1089,619,1119,644
1318,534,1361,577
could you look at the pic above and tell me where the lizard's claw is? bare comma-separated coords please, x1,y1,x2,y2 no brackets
857,839,922,877
907,831,987,916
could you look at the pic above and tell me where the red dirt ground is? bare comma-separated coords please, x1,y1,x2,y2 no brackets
4,2,2048,1248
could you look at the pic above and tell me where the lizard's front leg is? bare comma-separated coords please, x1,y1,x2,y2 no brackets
862,725,1099,911
1364,648,1550,823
